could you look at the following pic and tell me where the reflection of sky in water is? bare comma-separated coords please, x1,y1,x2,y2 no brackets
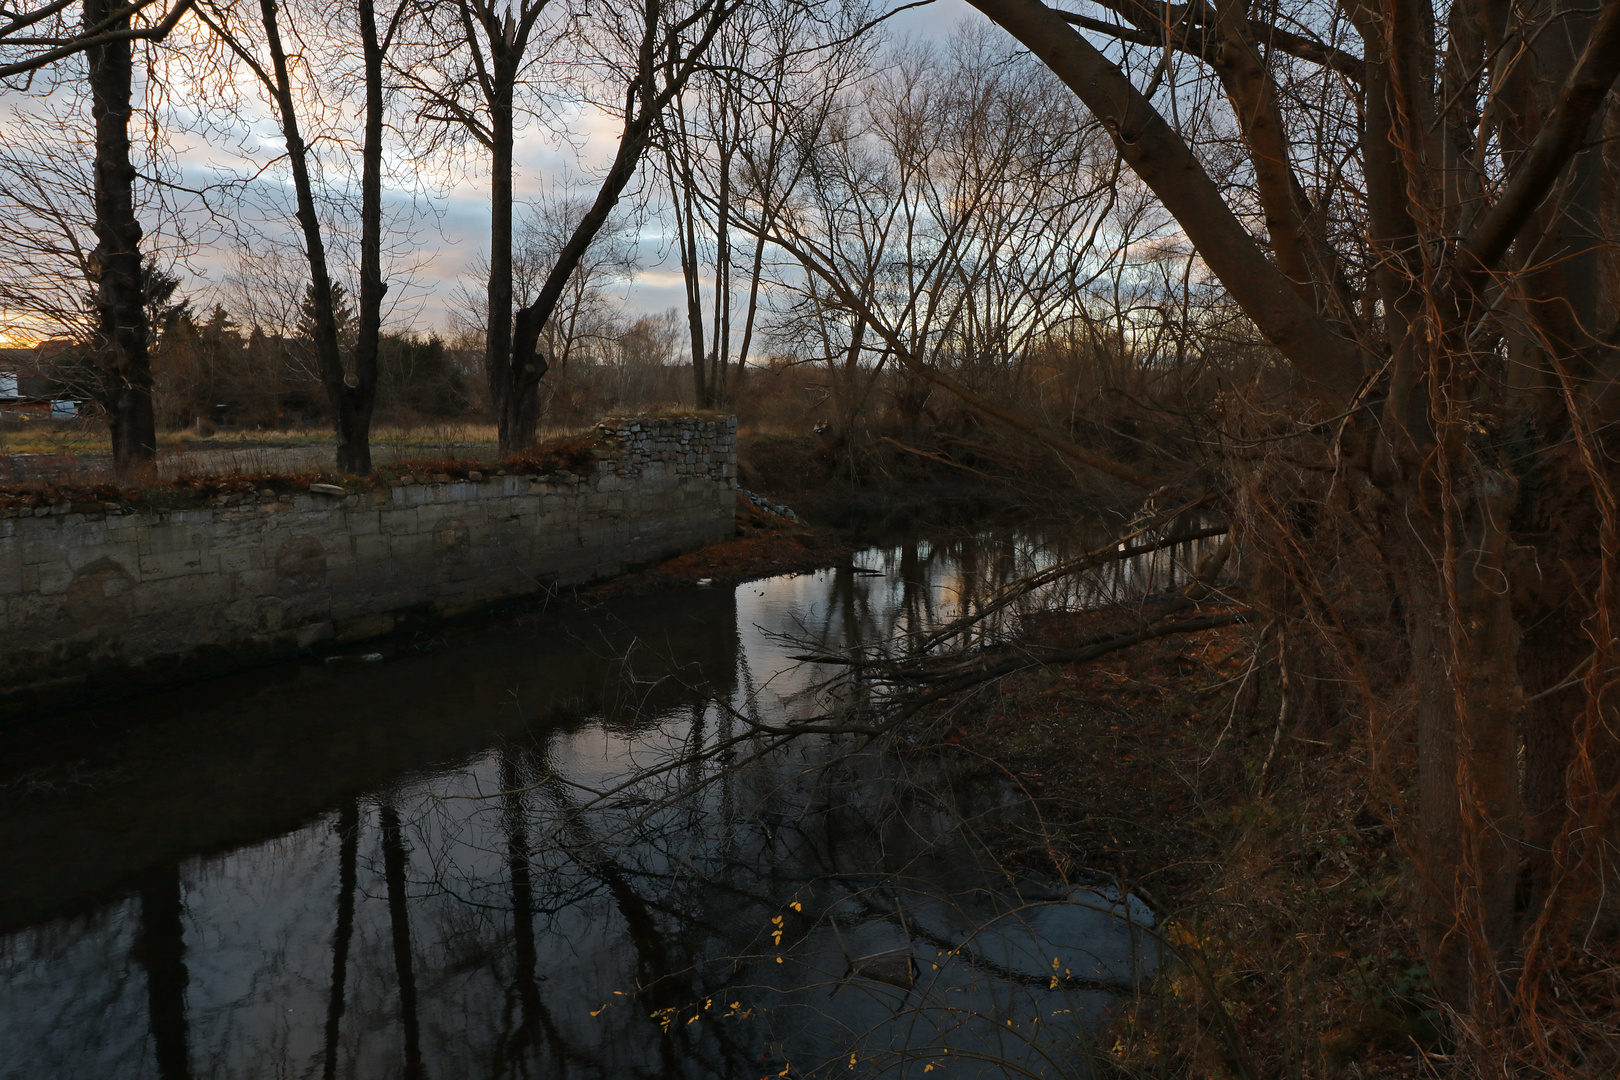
0,530,1184,1079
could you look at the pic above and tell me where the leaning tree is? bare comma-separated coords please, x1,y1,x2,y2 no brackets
940,0,1620,1058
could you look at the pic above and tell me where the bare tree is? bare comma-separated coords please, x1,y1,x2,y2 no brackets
0,0,199,476
493,0,738,453
659,1,874,408
0,0,193,80
941,0,1620,1052
742,27,1171,484
393,0,566,454
0,94,104,346
448,190,637,376
196,0,409,472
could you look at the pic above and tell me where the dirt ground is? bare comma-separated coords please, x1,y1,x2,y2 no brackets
583,495,851,600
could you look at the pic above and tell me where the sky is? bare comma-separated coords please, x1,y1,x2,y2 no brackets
150,0,983,338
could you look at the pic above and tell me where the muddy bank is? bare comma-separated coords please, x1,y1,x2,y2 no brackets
925,606,1448,1079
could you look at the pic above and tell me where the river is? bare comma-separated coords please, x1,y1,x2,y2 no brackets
0,528,1202,1079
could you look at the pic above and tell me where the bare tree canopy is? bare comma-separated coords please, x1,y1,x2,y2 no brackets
948,0,1620,1058
0,0,193,79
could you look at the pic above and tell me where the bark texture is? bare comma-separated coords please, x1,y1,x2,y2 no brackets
86,0,156,478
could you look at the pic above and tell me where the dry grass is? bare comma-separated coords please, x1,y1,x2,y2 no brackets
0,420,587,487
921,618,1447,1080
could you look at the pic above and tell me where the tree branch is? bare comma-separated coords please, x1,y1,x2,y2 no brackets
1455,0,1620,278
967,0,1372,406
0,0,191,77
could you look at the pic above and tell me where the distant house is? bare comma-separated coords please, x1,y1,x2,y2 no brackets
0,343,83,423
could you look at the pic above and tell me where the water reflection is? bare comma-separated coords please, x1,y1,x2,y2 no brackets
0,527,1201,1079
135,865,191,1080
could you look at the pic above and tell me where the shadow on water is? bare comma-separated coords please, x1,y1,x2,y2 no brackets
0,525,1209,1079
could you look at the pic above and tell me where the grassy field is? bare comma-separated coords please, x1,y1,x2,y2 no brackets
0,421,572,486
0,421,513,456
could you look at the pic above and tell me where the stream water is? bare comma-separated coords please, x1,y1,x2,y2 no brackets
0,529,1207,1079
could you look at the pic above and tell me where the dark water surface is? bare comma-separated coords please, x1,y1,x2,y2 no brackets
0,530,1199,1079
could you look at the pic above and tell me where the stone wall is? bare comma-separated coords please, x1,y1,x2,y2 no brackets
0,415,736,715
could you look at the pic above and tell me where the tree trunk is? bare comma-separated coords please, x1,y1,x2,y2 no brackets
86,0,156,479
1389,470,1524,1018
508,117,664,440
257,0,365,473
343,0,387,476
487,61,518,455
670,154,708,408
708,137,732,406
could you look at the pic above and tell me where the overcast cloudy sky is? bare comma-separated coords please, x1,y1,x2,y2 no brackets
150,0,982,337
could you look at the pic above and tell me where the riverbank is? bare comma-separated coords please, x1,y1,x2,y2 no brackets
583,510,850,600
921,609,1448,1079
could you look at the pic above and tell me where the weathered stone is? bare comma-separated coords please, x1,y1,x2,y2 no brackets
0,416,737,704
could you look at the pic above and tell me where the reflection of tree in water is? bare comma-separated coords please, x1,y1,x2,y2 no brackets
134,865,191,1080
0,527,1186,1079
787,529,1218,669
321,800,357,1080
381,803,425,1080
372,684,1130,1077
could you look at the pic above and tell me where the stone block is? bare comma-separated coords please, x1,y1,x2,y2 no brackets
347,511,382,537
233,566,278,596
67,540,138,572
216,546,263,575
351,533,391,564
335,612,394,642
30,559,76,596
296,621,335,647
138,548,213,580
380,508,419,535
133,573,229,617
